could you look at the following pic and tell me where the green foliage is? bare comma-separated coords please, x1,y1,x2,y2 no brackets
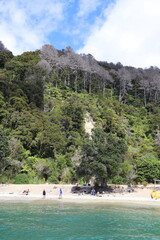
61,169,73,183
9,96,28,111
48,175,59,184
5,51,40,72
119,160,134,182
110,176,125,184
0,175,9,184
61,95,85,134
14,173,29,184
1,49,160,184
35,122,66,158
0,50,13,68
0,129,10,174
77,127,127,186
136,154,160,183
34,158,53,181
0,92,8,122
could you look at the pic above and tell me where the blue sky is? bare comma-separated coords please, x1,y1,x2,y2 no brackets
1,0,160,68
47,0,111,50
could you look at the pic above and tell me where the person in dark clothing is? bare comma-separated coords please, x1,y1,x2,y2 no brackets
43,189,46,199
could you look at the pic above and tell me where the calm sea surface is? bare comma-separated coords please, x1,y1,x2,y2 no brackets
0,200,160,240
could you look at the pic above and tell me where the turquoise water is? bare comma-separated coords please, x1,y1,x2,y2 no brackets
0,200,160,240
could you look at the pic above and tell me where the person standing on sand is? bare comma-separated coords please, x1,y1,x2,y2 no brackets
43,189,46,199
59,188,63,199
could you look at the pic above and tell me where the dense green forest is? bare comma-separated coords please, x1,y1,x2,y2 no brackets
0,41,160,186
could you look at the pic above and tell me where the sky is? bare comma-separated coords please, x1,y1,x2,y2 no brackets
0,0,160,68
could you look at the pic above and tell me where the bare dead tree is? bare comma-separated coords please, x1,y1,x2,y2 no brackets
39,44,160,103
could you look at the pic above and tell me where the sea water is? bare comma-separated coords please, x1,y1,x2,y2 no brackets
0,200,160,240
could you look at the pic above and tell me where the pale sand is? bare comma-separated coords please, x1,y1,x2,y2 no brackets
0,183,159,205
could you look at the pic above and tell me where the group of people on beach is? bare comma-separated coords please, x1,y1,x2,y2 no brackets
42,188,63,199
22,189,30,195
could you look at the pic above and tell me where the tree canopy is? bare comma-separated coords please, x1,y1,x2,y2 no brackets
0,41,160,185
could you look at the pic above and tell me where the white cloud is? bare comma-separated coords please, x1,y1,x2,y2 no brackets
78,0,160,68
77,0,101,18
0,0,65,55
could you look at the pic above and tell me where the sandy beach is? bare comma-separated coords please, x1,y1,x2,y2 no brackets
0,183,160,205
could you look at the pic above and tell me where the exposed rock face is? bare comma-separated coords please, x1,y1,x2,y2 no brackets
84,112,95,136
71,113,95,167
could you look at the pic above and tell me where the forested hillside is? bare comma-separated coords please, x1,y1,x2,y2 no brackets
0,41,160,186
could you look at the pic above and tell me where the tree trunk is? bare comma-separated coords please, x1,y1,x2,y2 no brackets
144,88,146,107
75,70,77,93
89,73,92,94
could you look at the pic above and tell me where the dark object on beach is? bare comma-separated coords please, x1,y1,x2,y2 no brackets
22,189,30,195
126,187,134,193
71,185,92,194
43,189,46,198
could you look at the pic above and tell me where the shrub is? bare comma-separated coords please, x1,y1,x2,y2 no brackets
111,176,125,184
14,173,29,184
48,175,59,184
136,154,160,183
0,176,8,184
142,181,148,187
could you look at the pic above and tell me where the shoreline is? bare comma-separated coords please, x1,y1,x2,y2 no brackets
0,183,159,205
